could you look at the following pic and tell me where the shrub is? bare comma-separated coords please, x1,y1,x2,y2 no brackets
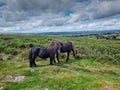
0,46,4,53
113,54,120,64
4,48,18,55
97,54,116,64
19,44,27,48
7,42,19,48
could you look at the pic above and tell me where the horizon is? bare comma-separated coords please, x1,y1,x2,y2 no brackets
0,30,120,35
0,0,120,33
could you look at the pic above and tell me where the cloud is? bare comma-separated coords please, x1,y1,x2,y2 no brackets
68,13,80,23
86,0,120,19
0,0,120,33
71,0,120,20
1,18,120,33
1,0,120,21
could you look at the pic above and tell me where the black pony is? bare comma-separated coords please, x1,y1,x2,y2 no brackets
51,41,77,62
29,43,60,67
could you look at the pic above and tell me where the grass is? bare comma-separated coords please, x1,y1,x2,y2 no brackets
0,59,120,90
0,34,120,90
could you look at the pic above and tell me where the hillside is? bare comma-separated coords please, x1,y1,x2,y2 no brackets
0,34,120,90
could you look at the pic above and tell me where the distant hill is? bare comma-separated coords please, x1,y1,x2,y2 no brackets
25,30,120,36
1,30,120,36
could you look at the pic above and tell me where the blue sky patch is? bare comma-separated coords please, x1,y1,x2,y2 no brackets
64,10,73,16
0,2,6,7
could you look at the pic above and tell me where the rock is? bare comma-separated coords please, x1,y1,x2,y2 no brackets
45,88,49,90
5,75,14,81
0,87,3,90
5,75,25,82
14,76,25,82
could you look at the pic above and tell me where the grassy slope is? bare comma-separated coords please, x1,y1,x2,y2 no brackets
0,35,120,90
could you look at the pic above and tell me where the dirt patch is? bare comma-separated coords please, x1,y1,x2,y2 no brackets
0,54,14,61
102,85,117,90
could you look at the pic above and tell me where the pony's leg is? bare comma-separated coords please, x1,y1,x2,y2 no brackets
30,54,37,67
49,55,54,65
33,60,36,66
33,55,37,66
53,59,56,63
29,54,33,67
56,53,60,63
29,58,33,67
49,58,53,65
66,52,70,62
53,54,56,63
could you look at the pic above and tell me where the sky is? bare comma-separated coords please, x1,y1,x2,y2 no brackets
0,0,120,33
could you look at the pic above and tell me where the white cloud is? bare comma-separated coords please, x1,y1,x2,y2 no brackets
68,13,80,23
0,17,120,33
0,0,120,33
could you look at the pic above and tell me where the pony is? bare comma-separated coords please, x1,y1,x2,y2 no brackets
51,40,77,62
29,43,60,67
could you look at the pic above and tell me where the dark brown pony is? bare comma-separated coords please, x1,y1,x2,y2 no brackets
29,43,60,67
51,41,77,62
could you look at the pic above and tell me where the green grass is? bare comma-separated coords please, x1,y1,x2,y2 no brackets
0,34,120,90
0,59,120,90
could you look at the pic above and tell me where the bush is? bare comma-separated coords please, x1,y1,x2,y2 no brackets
0,46,5,53
97,54,116,64
4,48,18,55
7,42,19,48
19,44,27,48
113,54,120,63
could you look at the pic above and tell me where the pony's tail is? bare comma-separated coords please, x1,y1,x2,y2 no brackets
29,49,33,67
71,42,76,58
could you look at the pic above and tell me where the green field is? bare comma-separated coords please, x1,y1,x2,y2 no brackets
0,34,120,90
